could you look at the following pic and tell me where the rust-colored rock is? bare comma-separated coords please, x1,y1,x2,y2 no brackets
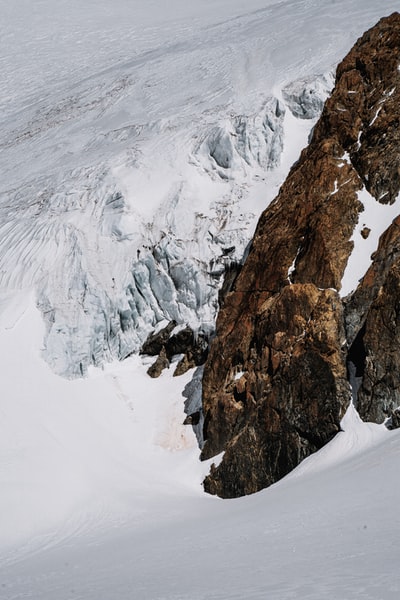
314,13,400,204
201,13,400,497
357,263,400,422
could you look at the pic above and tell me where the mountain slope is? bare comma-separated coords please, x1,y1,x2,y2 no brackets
201,12,400,498
1,299,398,600
1,0,399,378
2,2,400,599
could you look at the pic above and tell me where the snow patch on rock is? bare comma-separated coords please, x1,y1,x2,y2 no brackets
341,188,400,297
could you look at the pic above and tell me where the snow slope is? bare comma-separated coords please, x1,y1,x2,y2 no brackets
1,292,399,600
0,293,203,554
2,1,400,598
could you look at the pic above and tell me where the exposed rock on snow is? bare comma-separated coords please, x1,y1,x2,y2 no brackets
147,346,170,378
141,322,209,377
201,12,400,497
182,365,205,448
203,284,350,498
141,321,178,356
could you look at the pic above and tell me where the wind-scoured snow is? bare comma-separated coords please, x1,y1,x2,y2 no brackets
2,1,400,598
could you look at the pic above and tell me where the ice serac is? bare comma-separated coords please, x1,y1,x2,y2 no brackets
201,13,400,498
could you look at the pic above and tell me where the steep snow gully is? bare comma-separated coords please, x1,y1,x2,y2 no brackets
1,1,400,599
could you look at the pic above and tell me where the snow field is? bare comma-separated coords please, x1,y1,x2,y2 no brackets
0,293,205,559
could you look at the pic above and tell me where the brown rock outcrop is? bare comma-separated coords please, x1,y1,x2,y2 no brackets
201,13,400,498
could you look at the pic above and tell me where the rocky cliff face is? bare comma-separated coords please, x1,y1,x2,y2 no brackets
201,12,400,498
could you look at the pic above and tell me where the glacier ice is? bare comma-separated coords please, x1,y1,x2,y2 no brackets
282,73,334,120
0,1,342,379
194,98,285,178
0,89,320,378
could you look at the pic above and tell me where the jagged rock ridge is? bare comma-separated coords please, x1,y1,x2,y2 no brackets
201,13,400,498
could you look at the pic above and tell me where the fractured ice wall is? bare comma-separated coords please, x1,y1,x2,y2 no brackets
282,73,334,120
0,79,326,378
194,98,285,178
22,161,255,377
